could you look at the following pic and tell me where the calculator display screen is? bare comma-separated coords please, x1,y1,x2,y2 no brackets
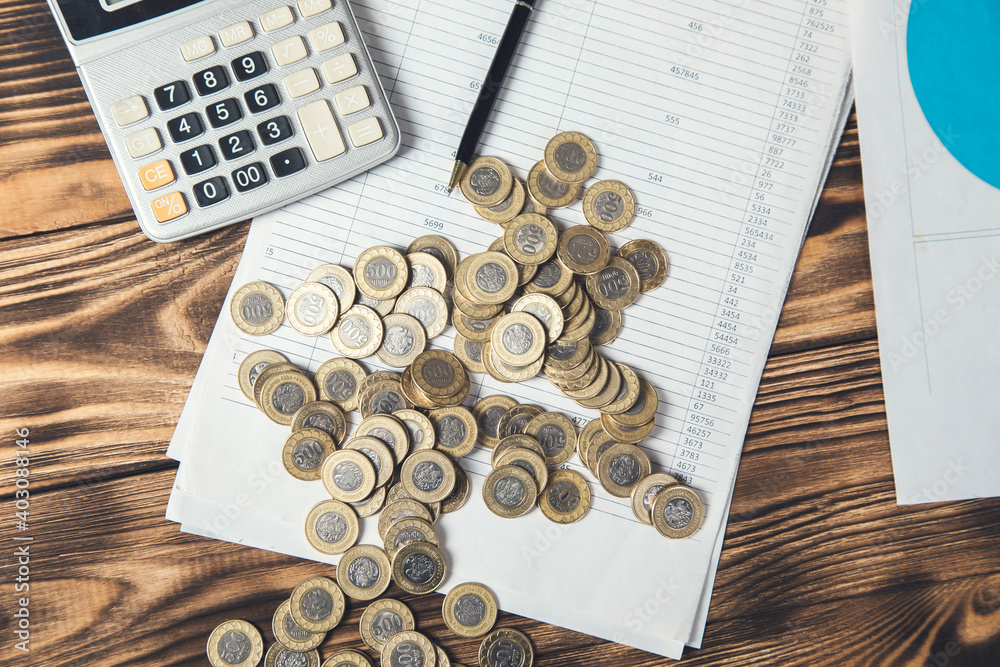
54,0,206,42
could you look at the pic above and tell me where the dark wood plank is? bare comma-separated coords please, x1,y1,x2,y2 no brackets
0,0,133,236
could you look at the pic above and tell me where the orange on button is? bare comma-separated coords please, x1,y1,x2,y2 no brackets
150,192,188,223
139,159,175,191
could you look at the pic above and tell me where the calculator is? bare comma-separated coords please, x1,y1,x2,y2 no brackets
45,0,400,243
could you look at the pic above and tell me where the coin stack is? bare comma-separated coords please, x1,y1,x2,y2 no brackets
207,573,532,667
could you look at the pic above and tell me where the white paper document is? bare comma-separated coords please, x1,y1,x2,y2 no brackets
167,0,852,657
849,0,1000,504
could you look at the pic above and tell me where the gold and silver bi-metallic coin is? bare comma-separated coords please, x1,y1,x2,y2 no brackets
618,238,668,292
582,179,636,233
391,542,447,595
359,598,415,653
304,499,360,555
354,246,409,300
460,155,513,207
442,582,498,638
286,281,340,336
337,544,391,600
231,281,284,336
539,469,592,524
331,305,384,359
288,576,346,633
207,619,263,667
544,131,598,183
652,484,705,539
527,159,579,209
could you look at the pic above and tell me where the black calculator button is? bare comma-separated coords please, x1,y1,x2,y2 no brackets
232,52,268,82
245,84,281,114
232,162,269,192
179,144,217,175
154,81,191,111
270,147,307,177
193,176,230,207
257,116,294,146
167,112,204,143
206,99,243,128
219,130,255,161
193,66,230,96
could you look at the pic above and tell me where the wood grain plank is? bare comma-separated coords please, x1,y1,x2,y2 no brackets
0,0,134,235
6,436,998,666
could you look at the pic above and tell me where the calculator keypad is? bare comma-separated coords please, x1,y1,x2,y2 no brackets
97,0,398,241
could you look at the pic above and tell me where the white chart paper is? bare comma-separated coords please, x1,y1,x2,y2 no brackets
849,0,1000,504
167,0,852,656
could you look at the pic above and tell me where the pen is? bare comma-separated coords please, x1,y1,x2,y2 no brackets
446,0,538,193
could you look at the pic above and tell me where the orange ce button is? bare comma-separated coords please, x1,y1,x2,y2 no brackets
139,159,175,190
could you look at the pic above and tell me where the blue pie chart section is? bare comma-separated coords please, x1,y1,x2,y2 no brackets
907,1,1000,190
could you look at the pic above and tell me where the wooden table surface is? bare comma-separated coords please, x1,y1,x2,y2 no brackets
2,2,999,665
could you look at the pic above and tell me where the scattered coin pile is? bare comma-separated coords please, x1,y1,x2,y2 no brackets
206,573,533,667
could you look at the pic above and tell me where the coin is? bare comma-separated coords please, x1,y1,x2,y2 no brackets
259,371,317,425
393,408,436,453
452,309,498,343
600,412,654,443
400,366,437,410
231,281,284,336
282,428,336,482
485,341,545,384
556,225,610,274
307,264,356,314
524,412,578,466
337,544,391,600
608,377,657,424
544,338,591,372
583,179,636,232
292,401,348,445
483,465,537,518
387,484,443,522
575,359,623,410
521,193,547,216
412,350,467,399
558,298,596,344
443,582,498,638
377,498,435,541
630,472,680,525
454,284,505,318
288,576,346,633
264,644,320,667
394,287,449,339
597,443,651,498
436,645,452,667
359,599,416,653
589,307,623,347
354,246,409,300
322,450,377,502
472,395,518,449
427,406,478,458
345,436,396,488
329,305,382,358
522,262,571,302
527,159,579,209
376,313,427,368
558,355,608,400
356,293,396,317
544,131,598,183
598,363,640,415
491,434,545,466
407,235,459,280
350,485,387,518
391,542,447,595
356,412,409,461
401,449,456,504
475,178,525,223
381,631,438,667
478,628,533,667
207,619,264,667
320,649,373,667
585,257,640,310
305,499,360,555
314,357,367,412
272,599,325,653
510,295,562,343
465,251,518,304
441,462,470,513
490,312,546,367
287,281,340,336
494,448,548,493
652,485,705,539
252,362,301,409
539,469,592,524
618,239,668,292
237,350,289,401
575,417,605,463
585,428,619,476
453,333,487,375
460,155,513,207
496,404,543,438
503,213,558,266
383,516,439,560
406,251,449,293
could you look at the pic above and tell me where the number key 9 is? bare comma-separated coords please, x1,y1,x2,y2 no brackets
232,52,268,81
